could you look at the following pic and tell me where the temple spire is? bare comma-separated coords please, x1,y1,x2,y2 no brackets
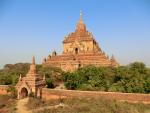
19,74,22,81
76,10,86,32
111,55,114,60
79,10,83,22
32,56,35,65
110,54,119,67
27,56,37,75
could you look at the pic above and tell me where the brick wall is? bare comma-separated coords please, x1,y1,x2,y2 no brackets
42,88,150,104
0,85,9,95
1,86,149,104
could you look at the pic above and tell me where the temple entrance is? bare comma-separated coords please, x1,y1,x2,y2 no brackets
20,87,28,99
75,48,78,54
78,64,81,68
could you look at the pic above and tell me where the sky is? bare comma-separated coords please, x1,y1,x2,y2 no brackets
0,0,150,68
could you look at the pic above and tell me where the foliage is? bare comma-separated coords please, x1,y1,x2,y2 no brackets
0,63,64,88
0,63,30,85
29,92,35,98
46,78,54,88
63,62,150,93
0,62,150,94
37,65,64,87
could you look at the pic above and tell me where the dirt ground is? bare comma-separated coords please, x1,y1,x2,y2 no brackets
16,98,31,113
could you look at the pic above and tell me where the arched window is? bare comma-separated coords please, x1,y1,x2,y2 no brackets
78,64,81,67
75,48,78,54
87,47,89,51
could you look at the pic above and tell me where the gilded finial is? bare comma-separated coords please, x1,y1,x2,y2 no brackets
80,10,83,21
80,10,82,16
76,10,86,31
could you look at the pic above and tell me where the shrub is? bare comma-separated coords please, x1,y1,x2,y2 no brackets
63,62,150,94
46,78,54,88
29,92,35,97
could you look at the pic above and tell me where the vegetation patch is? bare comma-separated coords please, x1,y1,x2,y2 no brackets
27,97,150,113
26,97,60,110
0,63,64,88
0,62,150,94
63,62,150,93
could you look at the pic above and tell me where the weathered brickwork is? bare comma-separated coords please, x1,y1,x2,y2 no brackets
0,85,9,95
43,12,119,71
0,86,150,104
42,88,150,104
15,56,45,99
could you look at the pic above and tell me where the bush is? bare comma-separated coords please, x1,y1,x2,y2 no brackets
46,78,54,88
63,62,150,94
29,92,35,97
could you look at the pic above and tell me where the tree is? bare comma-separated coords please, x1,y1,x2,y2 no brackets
46,78,54,88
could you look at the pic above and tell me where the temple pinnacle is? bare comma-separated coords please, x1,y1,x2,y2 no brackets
32,56,35,65
79,10,83,22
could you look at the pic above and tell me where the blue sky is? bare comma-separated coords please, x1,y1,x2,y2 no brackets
0,0,150,68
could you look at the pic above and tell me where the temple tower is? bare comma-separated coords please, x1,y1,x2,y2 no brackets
43,11,119,71
76,11,86,33
16,56,45,99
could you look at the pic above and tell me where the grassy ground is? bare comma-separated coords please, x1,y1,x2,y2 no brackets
27,97,150,113
0,94,16,113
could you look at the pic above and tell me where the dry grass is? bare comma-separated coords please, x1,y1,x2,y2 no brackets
26,97,60,110
27,96,150,113
0,94,16,113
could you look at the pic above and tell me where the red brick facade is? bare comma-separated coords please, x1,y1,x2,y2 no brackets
43,12,119,71
15,56,45,99
42,89,150,104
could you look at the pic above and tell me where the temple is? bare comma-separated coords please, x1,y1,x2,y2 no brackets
16,56,45,99
43,11,119,71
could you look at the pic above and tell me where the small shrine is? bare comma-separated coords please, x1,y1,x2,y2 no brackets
16,56,45,99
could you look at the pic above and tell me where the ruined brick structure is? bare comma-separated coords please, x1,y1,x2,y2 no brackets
43,12,119,71
16,56,45,99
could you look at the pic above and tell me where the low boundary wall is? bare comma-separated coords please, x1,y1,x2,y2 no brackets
0,86,150,104
0,85,9,95
42,88,150,104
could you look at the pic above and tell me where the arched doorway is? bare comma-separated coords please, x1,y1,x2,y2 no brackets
75,48,78,54
78,64,81,68
20,87,28,99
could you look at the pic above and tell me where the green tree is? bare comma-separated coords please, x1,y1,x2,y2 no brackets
46,78,54,88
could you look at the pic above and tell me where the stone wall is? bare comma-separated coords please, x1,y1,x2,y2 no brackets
0,85,9,95
1,86,149,104
42,88,150,104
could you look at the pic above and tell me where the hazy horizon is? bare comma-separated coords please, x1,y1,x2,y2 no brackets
0,0,150,69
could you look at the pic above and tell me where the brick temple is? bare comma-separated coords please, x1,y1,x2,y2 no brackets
43,12,119,71
16,56,45,99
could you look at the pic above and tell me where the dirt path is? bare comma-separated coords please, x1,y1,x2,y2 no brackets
15,98,66,113
16,98,31,113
